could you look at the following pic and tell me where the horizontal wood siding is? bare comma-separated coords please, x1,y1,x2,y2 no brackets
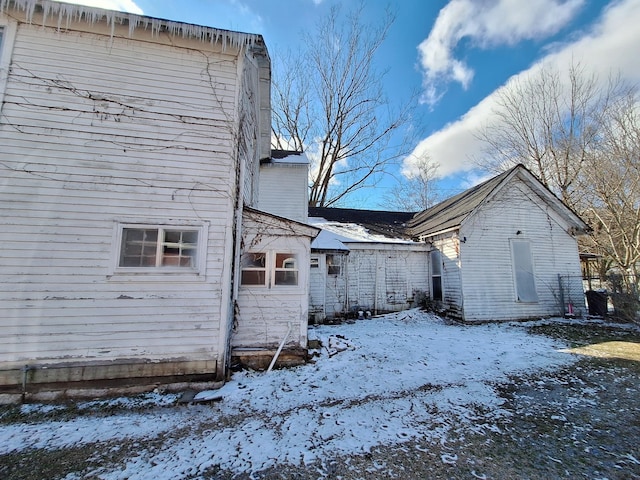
0,23,242,371
460,178,583,321
431,235,464,318
258,163,308,222
234,211,314,349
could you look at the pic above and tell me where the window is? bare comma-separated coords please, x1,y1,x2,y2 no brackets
241,251,300,287
310,257,319,269
275,253,298,285
112,223,206,275
326,254,342,276
120,227,198,268
511,239,538,302
430,250,443,301
241,252,266,285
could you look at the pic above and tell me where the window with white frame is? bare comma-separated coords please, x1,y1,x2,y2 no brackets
115,224,204,273
241,251,300,287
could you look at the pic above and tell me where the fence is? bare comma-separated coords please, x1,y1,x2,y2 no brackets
560,273,639,322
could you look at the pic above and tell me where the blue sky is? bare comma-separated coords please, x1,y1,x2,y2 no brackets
64,0,640,207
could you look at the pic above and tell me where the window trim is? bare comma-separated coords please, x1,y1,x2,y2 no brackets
109,221,208,278
240,250,303,289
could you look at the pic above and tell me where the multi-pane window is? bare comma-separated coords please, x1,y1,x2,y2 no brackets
275,253,298,286
241,252,266,285
241,251,299,287
119,227,199,269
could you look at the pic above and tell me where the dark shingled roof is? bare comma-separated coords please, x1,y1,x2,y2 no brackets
271,149,303,159
311,164,587,241
406,167,514,238
309,207,417,239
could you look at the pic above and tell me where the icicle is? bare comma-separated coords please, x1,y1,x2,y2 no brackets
1,0,262,50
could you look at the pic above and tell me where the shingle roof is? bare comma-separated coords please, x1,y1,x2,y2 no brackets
406,164,588,238
406,167,514,238
309,207,417,239
310,164,588,241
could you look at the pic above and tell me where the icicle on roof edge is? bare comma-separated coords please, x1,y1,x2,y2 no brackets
0,0,263,51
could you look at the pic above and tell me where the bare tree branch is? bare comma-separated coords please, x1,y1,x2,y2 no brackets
271,4,417,207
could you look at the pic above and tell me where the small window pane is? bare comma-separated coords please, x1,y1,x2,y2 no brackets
275,270,298,285
242,253,265,268
242,270,266,285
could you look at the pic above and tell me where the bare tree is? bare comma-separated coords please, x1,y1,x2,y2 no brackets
580,91,640,290
271,4,415,207
478,61,640,292
384,153,441,211
478,62,629,208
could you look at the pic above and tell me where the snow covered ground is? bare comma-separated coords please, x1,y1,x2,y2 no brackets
0,310,581,478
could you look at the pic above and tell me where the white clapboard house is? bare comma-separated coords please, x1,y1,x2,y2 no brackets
307,208,430,322
409,164,588,321
0,0,317,398
309,165,588,323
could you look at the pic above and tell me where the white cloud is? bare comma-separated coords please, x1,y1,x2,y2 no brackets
405,0,640,184
56,0,144,14
418,0,584,105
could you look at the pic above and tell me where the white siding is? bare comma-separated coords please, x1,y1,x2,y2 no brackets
430,234,464,318
234,211,315,349
311,244,429,320
0,22,243,375
258,162,309,223
460,178,584,321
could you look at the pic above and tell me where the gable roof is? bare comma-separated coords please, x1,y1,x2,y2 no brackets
309,207,416,240
407,164,588,238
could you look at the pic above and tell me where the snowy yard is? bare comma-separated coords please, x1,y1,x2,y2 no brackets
1,310,639,479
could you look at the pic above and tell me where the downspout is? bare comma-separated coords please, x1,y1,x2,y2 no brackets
225,50,249,381
374,251,379,315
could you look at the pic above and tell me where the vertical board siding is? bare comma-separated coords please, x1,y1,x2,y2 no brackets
329,245,429,317
0,23,242,367
460,179,584,321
